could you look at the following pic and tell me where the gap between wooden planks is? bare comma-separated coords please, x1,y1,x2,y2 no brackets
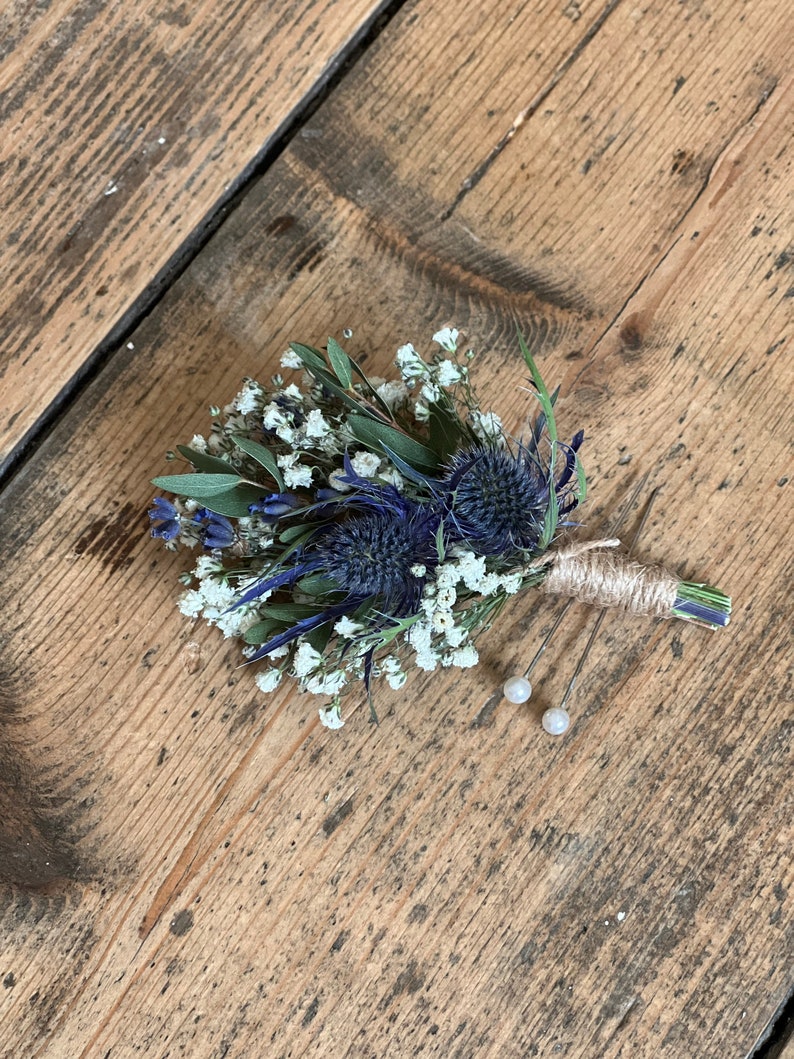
0,0,792,1056
0,0,388,477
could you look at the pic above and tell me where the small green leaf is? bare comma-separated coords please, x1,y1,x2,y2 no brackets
295,574,340,596
370,611,422,648
537,498,558,552
231,435,285,490
261,602,320,621
187,484,267,518
435,520,446,562
380,445,436,487
291,345,377,416
289,342,328,374
427,401,465,460
544,439,561,546
314,370,365,411
278,524,315,544
326,337,353,389
517,332,557,443
574,455,587,504
347,415,439,472
176,445,234,474
305,622,333,653
348,358,395,419
151,473,242,496
243,620,284,645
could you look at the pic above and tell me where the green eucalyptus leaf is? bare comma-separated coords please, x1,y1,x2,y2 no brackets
348,358,395,419
380,445,437,487
326,337,353,389
176,445,235,474
427,401,465,460
347,415,439,472
231,435,285,490
289,342,328,374
243,620,284,645
290,340,389,419
295,574,340,596
289,345,374,416
261,602,320,621
151,473,242,496
186,484,267,518
311,365,375,415
305,622,333,653
278,524,315,544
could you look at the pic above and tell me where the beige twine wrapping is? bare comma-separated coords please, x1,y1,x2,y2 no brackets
540,539,680,618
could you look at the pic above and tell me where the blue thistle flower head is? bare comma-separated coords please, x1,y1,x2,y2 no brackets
441,430,584,557
315,500,440,615
239,480,443,668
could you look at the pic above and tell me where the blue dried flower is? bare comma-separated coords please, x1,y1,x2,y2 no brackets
442,432,584,557
248,493,303,518
242,485,441,665
194,509,235,550
315,502,439,615
148,497,180,540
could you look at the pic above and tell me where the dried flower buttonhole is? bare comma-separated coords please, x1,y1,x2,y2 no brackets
149,329,731,733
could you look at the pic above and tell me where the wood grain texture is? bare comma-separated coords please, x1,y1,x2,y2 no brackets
0,0,792,1056
0,0,385,473
780,1030,794,1059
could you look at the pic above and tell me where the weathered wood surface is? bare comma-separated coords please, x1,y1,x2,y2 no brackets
0,0,385,475
1,0,792,1056
781,1030,794,1059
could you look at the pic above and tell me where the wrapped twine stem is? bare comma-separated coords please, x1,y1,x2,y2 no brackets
541,540,680,618
534,539,731,628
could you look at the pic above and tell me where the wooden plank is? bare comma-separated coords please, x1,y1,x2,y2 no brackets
779,1030,794,1059
0,0,791,1056
0,0,386,474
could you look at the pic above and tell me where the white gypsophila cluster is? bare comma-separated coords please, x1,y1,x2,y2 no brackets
441,550,524,596
349,450,382,478
305,670,347,696
395,333,470,427
255,668,283,693
403,550,527,673
319,702,345,729
470,410,504,443
378,655,408,690
292,642,323,677
277,452,314,488
395,343,428,380
233,380,265,416
334,615,364,638
432,326,459,352
178,555,266,639
280,348,304,369
375,378,410,409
